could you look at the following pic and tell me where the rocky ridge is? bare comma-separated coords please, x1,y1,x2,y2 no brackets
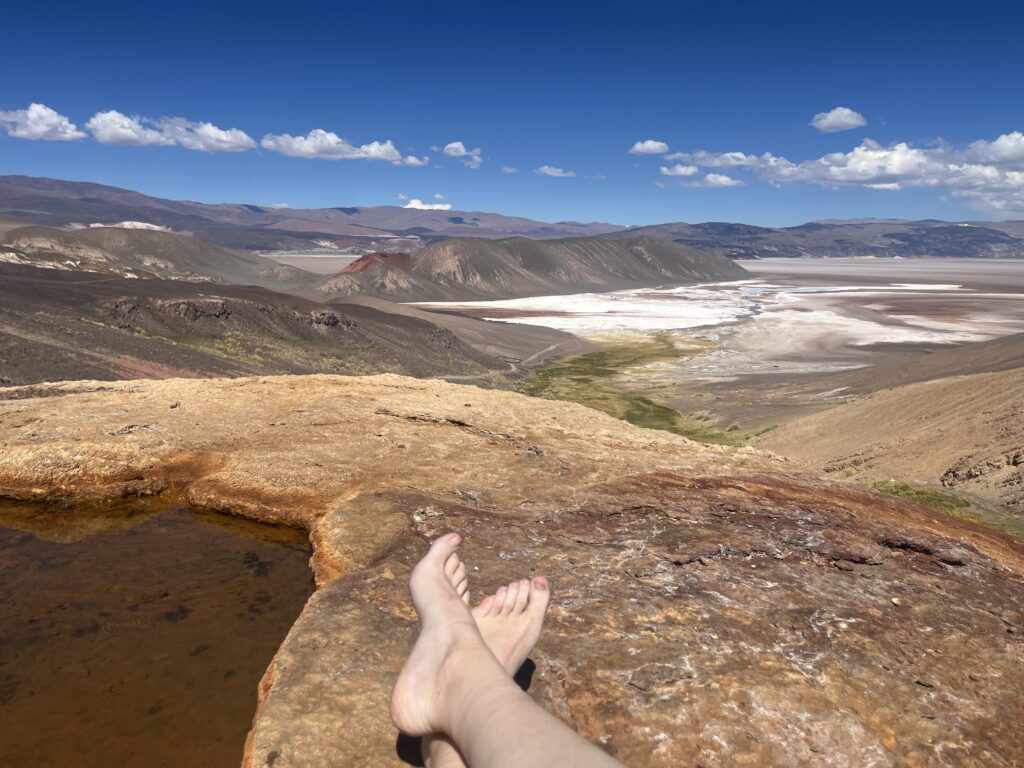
0,375,1021,767
316,235,749,301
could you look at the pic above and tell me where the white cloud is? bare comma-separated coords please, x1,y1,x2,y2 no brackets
434,193,445,200
659,163,698,176
534,165,576,178
0,103,85,141
629,139,670,155
87,110,175,146
157,117,255,152
396,154,430,166
687,173,744,188
403,198,452,210
396,193,409,201
501,166,518,174
443,140,483,169
269,202,291,209
666,150,762,167
86,110,255,152
669,131,1024,214
810,106,867,133
261,128,402,161
967,131,1024,165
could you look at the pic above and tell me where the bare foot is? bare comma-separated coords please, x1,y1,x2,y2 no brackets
390,533,489,736
423,575,551,768
473,576,551,674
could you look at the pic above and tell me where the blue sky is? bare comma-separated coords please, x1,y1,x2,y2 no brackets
2,0,1023,226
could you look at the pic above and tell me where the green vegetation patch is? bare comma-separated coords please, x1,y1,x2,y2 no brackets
870,480,971,515
870,479,1024,540
516,333,754,446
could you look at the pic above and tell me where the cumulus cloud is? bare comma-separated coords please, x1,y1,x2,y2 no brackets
967,131,1024,164
810,106,867,133
501,166,518,174
443,140,483,169
87,110,175,146
86,110,256,151
629,139,670,155
0,103,85,141
157,117,255,152
534,165,576,177
687,173,744,188
261,128,402,161
659,163,698,176
403,198,452,211
434,193,445,199
668,131,1024,213
396,154,430,166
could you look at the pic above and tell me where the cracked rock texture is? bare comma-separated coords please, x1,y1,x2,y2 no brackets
0,375,1022,767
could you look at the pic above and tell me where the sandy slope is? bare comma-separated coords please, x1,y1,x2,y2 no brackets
763,367,1024,514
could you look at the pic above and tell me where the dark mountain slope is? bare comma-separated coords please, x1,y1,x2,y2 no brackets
316,235,749,301
0,263,504,386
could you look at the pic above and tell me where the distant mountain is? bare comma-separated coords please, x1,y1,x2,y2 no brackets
315,235,749,301
3,175,1023,259
0,225,314,291
606,219,1024,258
0,175,623,251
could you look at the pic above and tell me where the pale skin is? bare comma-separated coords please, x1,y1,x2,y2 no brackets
391,533,625,768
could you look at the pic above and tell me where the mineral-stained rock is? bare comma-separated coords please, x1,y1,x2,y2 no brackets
0,375,1021,767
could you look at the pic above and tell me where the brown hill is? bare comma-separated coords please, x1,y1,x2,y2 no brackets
763,366,1024,516
0,375,1021,766
316,235,749,301
1,225,315,291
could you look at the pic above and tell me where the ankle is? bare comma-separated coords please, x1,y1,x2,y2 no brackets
432,640,510,730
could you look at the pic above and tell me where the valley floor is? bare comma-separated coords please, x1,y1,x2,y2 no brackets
422,258,1024,525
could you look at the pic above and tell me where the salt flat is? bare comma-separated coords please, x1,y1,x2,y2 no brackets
421,258,1024,430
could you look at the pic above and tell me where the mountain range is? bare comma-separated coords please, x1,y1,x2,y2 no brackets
0,175,619,251
2,175,1023,257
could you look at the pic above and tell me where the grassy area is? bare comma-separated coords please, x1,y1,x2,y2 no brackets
870,479,1024,540
515,333,759,446
871,480,971,514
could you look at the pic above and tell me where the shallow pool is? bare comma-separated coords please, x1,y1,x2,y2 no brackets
0,498,314,768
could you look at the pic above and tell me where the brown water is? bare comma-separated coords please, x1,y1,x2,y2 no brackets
0,498,315,768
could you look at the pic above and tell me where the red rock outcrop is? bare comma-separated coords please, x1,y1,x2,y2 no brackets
339,251,412,273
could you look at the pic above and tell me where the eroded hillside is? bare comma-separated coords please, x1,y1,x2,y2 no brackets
316,235,748,301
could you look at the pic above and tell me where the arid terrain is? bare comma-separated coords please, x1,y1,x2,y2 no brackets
424,258,1024,532
0,376,1021,767
0,177,1022,768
